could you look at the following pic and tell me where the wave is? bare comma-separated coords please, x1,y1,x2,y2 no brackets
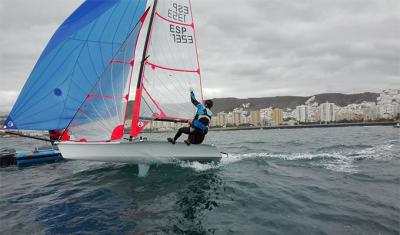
316,144,373,152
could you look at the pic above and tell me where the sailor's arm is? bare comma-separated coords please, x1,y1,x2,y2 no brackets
190,90,200,106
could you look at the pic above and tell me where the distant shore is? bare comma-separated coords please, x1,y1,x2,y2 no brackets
1,122,397,138
209,122,398,131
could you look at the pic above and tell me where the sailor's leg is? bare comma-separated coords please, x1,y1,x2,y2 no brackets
174,127,190,141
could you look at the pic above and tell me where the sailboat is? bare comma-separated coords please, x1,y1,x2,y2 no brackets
3,0,222,167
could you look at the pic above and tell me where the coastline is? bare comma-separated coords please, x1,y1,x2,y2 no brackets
209,121,398,131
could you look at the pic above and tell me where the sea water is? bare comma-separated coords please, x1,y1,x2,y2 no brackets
0,126,399,234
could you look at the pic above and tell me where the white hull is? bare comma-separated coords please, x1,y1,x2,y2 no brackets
57,141,221,164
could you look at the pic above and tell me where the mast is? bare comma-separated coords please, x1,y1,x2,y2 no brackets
130,0,158,138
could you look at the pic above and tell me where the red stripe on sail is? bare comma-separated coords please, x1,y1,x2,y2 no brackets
146,61,199,74
155,11,193,28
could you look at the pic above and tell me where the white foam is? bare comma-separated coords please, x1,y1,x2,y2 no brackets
176,143,396,173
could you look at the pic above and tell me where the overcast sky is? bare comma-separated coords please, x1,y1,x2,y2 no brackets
0,0,399,113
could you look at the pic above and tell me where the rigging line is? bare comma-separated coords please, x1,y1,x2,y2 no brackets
142,86,166,115
140,97,157,118
13,43,85,118
62,16,146,137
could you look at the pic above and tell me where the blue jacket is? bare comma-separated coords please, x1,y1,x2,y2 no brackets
190,91,212,133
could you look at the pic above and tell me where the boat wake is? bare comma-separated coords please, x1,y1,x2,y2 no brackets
177,143,396,173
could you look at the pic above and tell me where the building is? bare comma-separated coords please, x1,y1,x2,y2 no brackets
360,102,377,121
296,105,309,123
283,108,295,121
376,89,400,119
260,108,272,125
217,112,227,127
271,108,283,125
233,111,242,126
320,102,336,123
226,112,234,125
210,116,219,127
250,111,261,126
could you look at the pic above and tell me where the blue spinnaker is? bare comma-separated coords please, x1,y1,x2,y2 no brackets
4,0,148,130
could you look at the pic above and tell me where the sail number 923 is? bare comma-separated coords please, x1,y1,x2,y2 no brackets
168,3,189,23
170,25,193,44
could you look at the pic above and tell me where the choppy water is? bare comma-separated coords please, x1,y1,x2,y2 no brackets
0,126,399,234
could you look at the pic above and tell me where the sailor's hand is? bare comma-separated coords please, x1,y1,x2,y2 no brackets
189,86,194,93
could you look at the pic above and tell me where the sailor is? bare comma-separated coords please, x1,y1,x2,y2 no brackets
168,89,213,145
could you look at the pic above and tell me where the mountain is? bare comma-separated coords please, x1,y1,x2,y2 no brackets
126,92,379,117
211,92,379,113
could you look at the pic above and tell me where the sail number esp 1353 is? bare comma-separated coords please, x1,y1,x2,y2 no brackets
168,2,193,44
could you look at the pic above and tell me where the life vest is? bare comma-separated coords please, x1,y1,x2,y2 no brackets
193,108,212,133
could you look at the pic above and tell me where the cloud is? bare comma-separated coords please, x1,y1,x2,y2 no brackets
0,91,18,114
193,0,400,98
0,0,399,105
